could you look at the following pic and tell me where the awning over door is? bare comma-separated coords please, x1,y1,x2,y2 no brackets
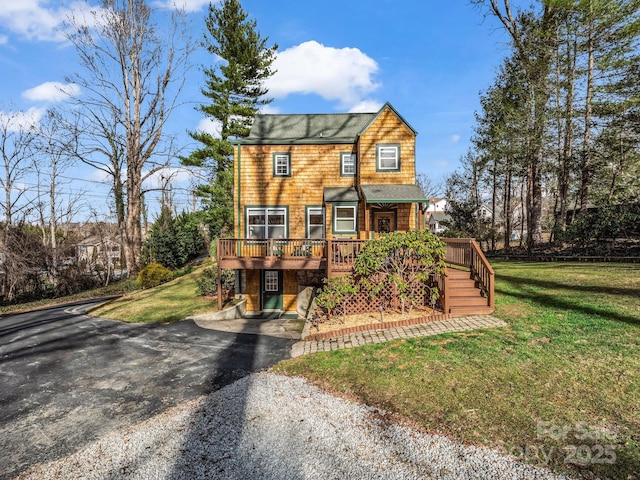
360,184,427,203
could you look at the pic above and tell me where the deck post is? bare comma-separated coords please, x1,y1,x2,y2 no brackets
217,239,223,310
326,239,333,277
442,271,450,314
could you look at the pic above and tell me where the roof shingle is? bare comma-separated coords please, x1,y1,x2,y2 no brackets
245,113,376,144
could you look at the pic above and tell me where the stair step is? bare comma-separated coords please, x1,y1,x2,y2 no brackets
446,269,471,278
448,296,488,307
449,287,482,297
448,278,476,286
449,305,495,316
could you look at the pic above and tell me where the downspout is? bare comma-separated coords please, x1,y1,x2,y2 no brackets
235,142,242,294
236,142,242,238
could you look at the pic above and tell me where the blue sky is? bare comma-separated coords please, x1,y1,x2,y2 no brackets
0,0,514,219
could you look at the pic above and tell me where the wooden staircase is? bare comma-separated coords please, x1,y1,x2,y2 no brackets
444,267,495,316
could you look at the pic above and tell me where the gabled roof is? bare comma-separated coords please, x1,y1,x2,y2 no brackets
240,102,416,145
429,212,451,222
244,112,375,145
358,102,418,137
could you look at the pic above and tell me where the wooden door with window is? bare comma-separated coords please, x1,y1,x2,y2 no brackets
374,211,395,235
261,270,283,311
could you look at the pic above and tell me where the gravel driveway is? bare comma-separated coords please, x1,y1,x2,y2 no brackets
16,373,572,480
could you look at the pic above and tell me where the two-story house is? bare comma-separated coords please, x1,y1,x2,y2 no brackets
216,103,495,318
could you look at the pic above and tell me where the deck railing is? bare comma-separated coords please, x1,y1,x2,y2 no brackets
218,238,328,259
217,236,494,312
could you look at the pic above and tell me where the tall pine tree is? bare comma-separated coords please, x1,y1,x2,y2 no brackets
183,0,277,237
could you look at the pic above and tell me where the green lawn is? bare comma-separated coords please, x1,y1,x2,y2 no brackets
0,263,222,323
0,278,141,316
274,261,640,479
90,264,219,323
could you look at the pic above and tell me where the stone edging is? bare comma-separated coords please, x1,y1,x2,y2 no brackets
303,312,453,341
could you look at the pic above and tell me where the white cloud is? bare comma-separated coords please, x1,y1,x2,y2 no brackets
87,168,113,184
196,117,222,137
259,104,281,115
451,134,461,144
155,0,211,12
143,166,196,189
265,40,381,110
348,100,383,113
22,82,81,102
0,35,8,44
0,107,46,132
0,0,95,43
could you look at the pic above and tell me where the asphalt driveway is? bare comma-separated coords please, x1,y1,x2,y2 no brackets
0,299,295,479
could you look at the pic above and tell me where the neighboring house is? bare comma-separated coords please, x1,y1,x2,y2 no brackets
429,212,451,234
477,204,492,220
76,235,121,271
219,102,429,317
426,197,448,213
427,201,492,234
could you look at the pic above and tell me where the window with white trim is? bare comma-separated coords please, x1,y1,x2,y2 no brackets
273,153,291,177
264,271,279,291
334,205,357,233
307,207,324,239
341,153,356,176
247,208,286,239
377,144,400,171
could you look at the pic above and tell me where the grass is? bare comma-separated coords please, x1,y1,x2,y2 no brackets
90,263,220,323
0,278,141,316
273,261,640,479
0,264,220,323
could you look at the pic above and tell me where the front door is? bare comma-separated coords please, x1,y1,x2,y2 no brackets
261,270,283,310
374,211,395,235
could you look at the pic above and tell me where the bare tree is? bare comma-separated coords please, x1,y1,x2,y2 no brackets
416,173,443,201
33,110,85,285
0,108,38,227
0,108,39,299
64,0,192,277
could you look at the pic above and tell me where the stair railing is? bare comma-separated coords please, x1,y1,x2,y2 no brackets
441,238,495,311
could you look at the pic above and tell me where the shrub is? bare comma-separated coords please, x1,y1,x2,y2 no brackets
196,265,235,297
314,275,358,324
354,230,446,314
137,262,173,289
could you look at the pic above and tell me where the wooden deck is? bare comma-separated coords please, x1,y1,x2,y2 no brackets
217,237,494,317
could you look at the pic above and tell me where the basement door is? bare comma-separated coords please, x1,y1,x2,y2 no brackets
261,270,283,311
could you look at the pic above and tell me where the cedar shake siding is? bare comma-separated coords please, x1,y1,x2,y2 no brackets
224,102,430,315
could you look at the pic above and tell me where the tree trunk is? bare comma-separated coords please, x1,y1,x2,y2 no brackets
580,12,595,211
503,167,512,249
124,167,143,278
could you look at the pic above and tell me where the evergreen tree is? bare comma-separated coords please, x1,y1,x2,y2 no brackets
182,0,277,237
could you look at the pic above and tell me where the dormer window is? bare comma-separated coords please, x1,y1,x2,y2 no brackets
273,153,291,177
341,153,356,176
376,144,400,171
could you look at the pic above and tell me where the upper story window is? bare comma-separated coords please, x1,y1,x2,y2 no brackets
247,207,287,239
272,153,291,177
376,144,400,171
340,153,356,177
